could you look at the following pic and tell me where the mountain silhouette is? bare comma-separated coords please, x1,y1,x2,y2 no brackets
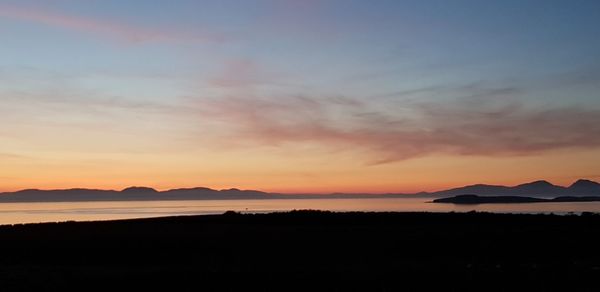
432,179,600,198
1,179,599,202
121,187,158,194
514,180,566,195
0,187,271,202
568,179,600,195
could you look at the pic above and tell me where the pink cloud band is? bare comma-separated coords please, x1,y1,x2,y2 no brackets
0,5,224,44
201,95,600,164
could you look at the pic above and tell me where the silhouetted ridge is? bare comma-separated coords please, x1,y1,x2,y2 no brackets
2,179,600,202
568,179,600,195
571,179,598,187
121,187,158,194
0,187,271,202
432,180,600,198
435,184,510,196
513,180,565,195
515,180,554,189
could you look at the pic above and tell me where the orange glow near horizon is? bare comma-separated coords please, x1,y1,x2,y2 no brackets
2,148,599,194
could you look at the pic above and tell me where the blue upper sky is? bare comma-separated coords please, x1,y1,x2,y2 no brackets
2,0,599,105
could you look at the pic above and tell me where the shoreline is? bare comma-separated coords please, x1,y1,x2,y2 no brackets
1,211,599,290
2,208,600,227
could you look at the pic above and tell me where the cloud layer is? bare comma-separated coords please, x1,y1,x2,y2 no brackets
0,5,224,44
202,95,600,164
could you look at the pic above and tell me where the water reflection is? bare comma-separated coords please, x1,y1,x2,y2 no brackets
1,198,600,225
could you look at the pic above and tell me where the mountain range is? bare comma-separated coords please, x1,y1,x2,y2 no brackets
0,187,271,202
429,179,600,198
0,179,599,202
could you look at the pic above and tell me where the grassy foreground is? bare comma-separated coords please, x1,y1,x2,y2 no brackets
1,210,600,291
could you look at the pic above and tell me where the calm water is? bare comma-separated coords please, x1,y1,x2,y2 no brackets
2,198,600,225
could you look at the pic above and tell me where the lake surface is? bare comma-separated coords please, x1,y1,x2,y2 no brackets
2,198,600,225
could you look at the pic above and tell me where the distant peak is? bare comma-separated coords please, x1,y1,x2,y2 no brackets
519,180,554,186
167,187,214,192
222,188,241,192
121,187,158,193
532,180,552,185
16,189,42,193
570,179,600,188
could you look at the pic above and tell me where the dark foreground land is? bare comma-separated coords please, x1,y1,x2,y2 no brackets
1,211,600,291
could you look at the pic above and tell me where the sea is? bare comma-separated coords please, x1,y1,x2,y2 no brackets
2,198,600,225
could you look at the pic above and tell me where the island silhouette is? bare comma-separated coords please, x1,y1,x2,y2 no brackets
433,194,600,204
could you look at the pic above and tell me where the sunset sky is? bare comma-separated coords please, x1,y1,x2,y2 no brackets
1,0,600,193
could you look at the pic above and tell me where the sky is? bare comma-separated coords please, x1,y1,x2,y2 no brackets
1,0,600,193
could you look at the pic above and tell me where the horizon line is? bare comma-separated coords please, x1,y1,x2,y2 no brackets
1,178,598,195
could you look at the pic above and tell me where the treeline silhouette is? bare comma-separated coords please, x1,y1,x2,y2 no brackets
1,211,600,291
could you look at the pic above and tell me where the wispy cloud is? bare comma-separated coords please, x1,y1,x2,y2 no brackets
209,59,269,88
0,4,225,44
200,94,600,164
0,152,27,160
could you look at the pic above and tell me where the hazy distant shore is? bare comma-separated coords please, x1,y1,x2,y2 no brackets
1,178,600,203
1,211,599,291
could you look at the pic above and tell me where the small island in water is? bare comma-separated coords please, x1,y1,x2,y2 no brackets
433,194,600,204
